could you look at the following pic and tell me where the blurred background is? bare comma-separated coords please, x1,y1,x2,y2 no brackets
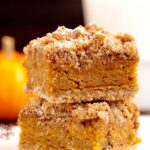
0,0,84,51
0,0,150,121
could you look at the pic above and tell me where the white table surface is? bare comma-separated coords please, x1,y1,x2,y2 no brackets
0,115,149,150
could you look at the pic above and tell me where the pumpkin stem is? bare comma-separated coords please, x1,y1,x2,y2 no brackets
1,36,15,59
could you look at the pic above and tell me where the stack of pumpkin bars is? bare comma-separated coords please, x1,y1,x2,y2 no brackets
18,24,140,150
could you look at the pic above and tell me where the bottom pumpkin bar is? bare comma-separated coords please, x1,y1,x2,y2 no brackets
18,96,140,150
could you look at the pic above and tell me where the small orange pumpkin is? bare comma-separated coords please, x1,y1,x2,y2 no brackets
0,36,29,120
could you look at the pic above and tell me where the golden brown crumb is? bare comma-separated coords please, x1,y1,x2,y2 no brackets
18,96,139,150
23,24,139,103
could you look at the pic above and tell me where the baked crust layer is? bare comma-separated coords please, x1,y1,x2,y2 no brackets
32,86,137,103
24,24,139,103
18,96,140,150
19,144,136,150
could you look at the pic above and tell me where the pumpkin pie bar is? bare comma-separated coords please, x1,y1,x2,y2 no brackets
18,96,140,150
23,24,139,103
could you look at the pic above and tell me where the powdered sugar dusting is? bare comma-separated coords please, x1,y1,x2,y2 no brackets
24,24,137,59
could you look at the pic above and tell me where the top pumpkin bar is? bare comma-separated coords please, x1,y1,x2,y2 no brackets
24,24,139,103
